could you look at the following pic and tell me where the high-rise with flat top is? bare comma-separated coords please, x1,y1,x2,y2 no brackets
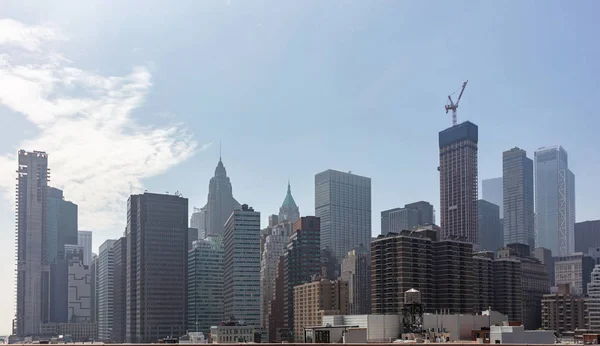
98,239,116,340
503,147,534,249
315,170,371,262
15,150,50,336
438,122,478,243
535,146,575,256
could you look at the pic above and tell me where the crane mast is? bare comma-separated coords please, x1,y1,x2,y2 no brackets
445,80,468,126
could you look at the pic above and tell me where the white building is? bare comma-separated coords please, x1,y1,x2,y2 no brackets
322,315,400,342
97,240,115,340
422,310,507,341
210,322,258,344
490,324,555,344
78,231,93,266
588,265,600,330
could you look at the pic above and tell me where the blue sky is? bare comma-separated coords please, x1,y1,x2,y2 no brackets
0,0,599,334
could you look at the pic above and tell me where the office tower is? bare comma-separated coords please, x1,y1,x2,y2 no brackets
201,158,241,236
279,181,300,223
320,247,338,280
533,247,555,286
97,239,115,341
260,222,293,331
78,231,93,266
482,177,503,216
472,252,494,313
283,217,321,337
535,146,576,256
293,279,349,342
371,230,434,314
126,192,188,343
188,227,198,250
112,237,127,343
190,206,208,239
340,245,371,314
492,257,522,322
434,239,475,314
404,201,435,226
49,255,69,323
498,244,550,330
542,283,587,335
554,253,595,296
587,265,600,331
270,256,286,342
575,220,600,253
477,200,503,251
188,236,224,334
47,187,78,264
90,254,97,324
438,121,479,243
503,147,535,249
223,204,261,327
315,170,371,262
15,150,50,336
67,246,91,323
387,207,420,232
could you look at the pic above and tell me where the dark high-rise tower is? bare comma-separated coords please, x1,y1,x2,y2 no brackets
438,121,479,243
203,158,241,236
503,147,534,248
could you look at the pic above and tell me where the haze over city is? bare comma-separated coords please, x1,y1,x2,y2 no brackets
1,0,600,338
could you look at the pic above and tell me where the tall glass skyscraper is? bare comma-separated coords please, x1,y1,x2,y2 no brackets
503,147,534,248
535,146,575,256
315,170,371,262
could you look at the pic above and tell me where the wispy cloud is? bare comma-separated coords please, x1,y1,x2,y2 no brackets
0,18,201,230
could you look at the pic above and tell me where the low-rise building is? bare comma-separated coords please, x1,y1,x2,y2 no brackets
209,318,261,344
40,322,98,342
322,315,401,342
542,283,587,335
490,323,555,344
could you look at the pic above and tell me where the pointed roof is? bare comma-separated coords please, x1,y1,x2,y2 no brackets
214,157,227,177
281,181,297,209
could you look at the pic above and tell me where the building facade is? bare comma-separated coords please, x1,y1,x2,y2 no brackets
125,193,188,343
482,177,503,217
190,206,208,240
188,236,224,334
541,284,587,335
535,146,575,256
47,187,78,265
340,245,371,314
315,169,371,262
381,202,435,234
404,201,435,226
434,240,475,314
78,231,93,266
223,204,261,327
15,150,50,336
533,247,555,287
554,253,595,296
575,220,600,253
68,261,91,323
438,121,479,243
202,158,241,237
477,200,503,252
492,258,522,323
588,265,600,331
503,147,535,249
111,237,127,343
473,252,494,313
97,240,115,340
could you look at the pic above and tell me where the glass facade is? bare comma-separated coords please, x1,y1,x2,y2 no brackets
503,147,534,248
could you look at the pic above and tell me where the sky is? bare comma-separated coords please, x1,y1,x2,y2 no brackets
0,0,599,334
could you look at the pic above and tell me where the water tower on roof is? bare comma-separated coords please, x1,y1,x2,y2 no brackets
402,288,424,334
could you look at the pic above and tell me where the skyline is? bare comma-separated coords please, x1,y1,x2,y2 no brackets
1,0,600,335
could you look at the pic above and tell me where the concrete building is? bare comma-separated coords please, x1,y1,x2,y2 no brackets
404,201,435,226
473,252,494,313
434,239,475,313
490,324,555,344
283,217,322,336
340,245,371,314
381,202,435,234
68,261,91,323
270,256,287,342
223,204,261,328
78,231,93,266
554,253,595,296
423,310,508,341
188,236,223,334
503,148,535,249
320,247,338,280
201,158,241,237
535,146,576,256
125,192,188,343
97,239,115,340
47,187,78,265
210,318,260,344
533,247,555,286
315,169,371,262
492,257,522,323
439,121,479,243
40,322,98,342
576,220,600,253
293,279,349,342
111,237,127,343
190,206,208,240
541,283,587,335
322,315,401,342
482,177,503,216
15,150,50,336
477,200,503,252
588,265,600,331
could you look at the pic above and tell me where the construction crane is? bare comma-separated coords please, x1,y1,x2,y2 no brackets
445,80,468,126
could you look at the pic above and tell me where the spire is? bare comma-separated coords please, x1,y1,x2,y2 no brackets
281,181,297,209
287,179,291,194
214,143,226,177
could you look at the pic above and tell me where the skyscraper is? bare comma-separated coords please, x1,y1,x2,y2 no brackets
78,231,93,266
47,188,78,264
535,146,576,256
112,237,127,343
503,147,535,248
223,204,261,327
125,193,188,343
202,158,241,236
477,200,503,252
438,121,479,243
404,201,435,226
15,150,50,336
340,245,371,314
575,220,600,253
190,206,208,240
315,170,371,262
278,182,300,223
98,239,116,341
482,177,503,216
587,265,600,330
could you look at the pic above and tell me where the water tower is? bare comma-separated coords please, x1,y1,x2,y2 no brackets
402,288,424,333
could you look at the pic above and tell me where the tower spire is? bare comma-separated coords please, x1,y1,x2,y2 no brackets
288,179,291,193
219,140,222,161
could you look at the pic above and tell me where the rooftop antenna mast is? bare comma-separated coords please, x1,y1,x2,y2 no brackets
445,80,468,126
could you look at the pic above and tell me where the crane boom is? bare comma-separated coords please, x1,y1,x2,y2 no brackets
444,80,468,126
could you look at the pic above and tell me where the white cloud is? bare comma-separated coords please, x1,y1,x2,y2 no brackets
0,19,200,230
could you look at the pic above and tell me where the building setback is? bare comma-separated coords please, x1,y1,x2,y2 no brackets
223,204,261,327
125,193,188,343
503,147,535,249
575,220,600,253
97,239,115,340
340,245,371,314
187,236,223,334
541,283,587,336
16,150,50,336
111,237,127,343
315,169,371,262
438,121,479,244
535,146,575,256
477,200,503,252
